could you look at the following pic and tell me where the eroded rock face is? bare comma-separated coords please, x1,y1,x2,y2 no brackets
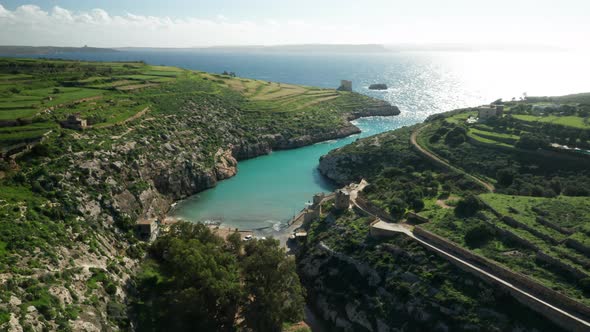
318,153,362,185
348,101,400,119
215,148,238,180
4,89,402,331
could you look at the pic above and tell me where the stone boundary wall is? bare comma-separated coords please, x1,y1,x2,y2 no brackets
368,219,393,238
355,197,394,222
536,251,589,280
566,238,590,258
288,210,306,227
1,131,51,160
560,251,590,271
484,221,539,250
536,216,575,235
501,216,559,245
482,201,590,275
467,135,590,163
413,226,590,325
287,193,336,226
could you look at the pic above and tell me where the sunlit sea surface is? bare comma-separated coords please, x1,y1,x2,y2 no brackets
19,50,590,231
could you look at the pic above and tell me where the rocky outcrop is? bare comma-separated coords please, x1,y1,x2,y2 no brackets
274,124,361,150
368,83,388,90
214,148,238,180
348,101,400,119
317,153,363,185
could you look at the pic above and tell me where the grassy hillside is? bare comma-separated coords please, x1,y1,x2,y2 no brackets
297,199,565,331
315,95,590,327
0,58,395,155
0,58,396,331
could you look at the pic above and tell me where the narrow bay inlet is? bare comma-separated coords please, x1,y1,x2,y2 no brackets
168,115,414,233
2,3,590,328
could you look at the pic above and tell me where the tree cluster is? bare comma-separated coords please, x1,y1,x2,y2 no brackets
132,222,305,332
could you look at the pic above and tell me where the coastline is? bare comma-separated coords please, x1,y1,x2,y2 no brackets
160,110,401,239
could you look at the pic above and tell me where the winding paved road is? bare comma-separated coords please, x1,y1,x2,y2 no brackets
410,124,495,192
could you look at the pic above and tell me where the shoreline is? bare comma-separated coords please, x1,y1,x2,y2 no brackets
159,111,401,241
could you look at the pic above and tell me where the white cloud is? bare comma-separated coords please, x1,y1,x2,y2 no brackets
0,4,12,18
52,6,73,22
0,3,587,49
0,4,362,47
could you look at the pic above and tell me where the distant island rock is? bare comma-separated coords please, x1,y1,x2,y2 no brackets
369,83,388,90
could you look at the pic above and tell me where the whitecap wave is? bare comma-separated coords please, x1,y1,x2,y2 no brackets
264,219,283,232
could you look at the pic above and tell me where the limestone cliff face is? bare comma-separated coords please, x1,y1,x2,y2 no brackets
317,152,362,185
66,98,400,224
297,230,562,332
347,101,400,119
8,92,401,331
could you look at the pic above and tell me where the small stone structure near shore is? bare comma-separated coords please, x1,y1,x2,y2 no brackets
135,218,159,241
335,189,351,210
337,80,352,92
313,193,325,210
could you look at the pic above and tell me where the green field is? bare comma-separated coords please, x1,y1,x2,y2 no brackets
422,193,590,306
0,58,186,149
513,114,590,129
0,57,391,154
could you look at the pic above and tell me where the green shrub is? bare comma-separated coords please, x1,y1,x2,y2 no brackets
464,221,496,248
455,195,483,218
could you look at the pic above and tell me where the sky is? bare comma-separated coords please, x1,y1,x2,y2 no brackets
0,0,589,49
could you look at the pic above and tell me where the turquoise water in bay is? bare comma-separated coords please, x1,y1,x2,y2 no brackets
170,116,416,231
13,50,590,231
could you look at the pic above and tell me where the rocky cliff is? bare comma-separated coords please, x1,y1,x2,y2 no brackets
0,77,400,331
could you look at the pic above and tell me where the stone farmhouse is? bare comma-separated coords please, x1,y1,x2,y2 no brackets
60,113,88,130
478,104,504,121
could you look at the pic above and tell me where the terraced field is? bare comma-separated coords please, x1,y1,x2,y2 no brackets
202,73,352,113
0,58,395,162
421,193,590,306
407,100,590,307
0,58,186,156
513,114,590,129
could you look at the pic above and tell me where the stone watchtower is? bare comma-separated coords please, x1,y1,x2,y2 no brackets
334,189,350,210
337,80,353,92
313,193,325,207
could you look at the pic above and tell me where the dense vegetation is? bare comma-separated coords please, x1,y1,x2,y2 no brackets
296,203,565,331
133,222,305,332
421,102,590,197
314,95,590,328
0,58,393,330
